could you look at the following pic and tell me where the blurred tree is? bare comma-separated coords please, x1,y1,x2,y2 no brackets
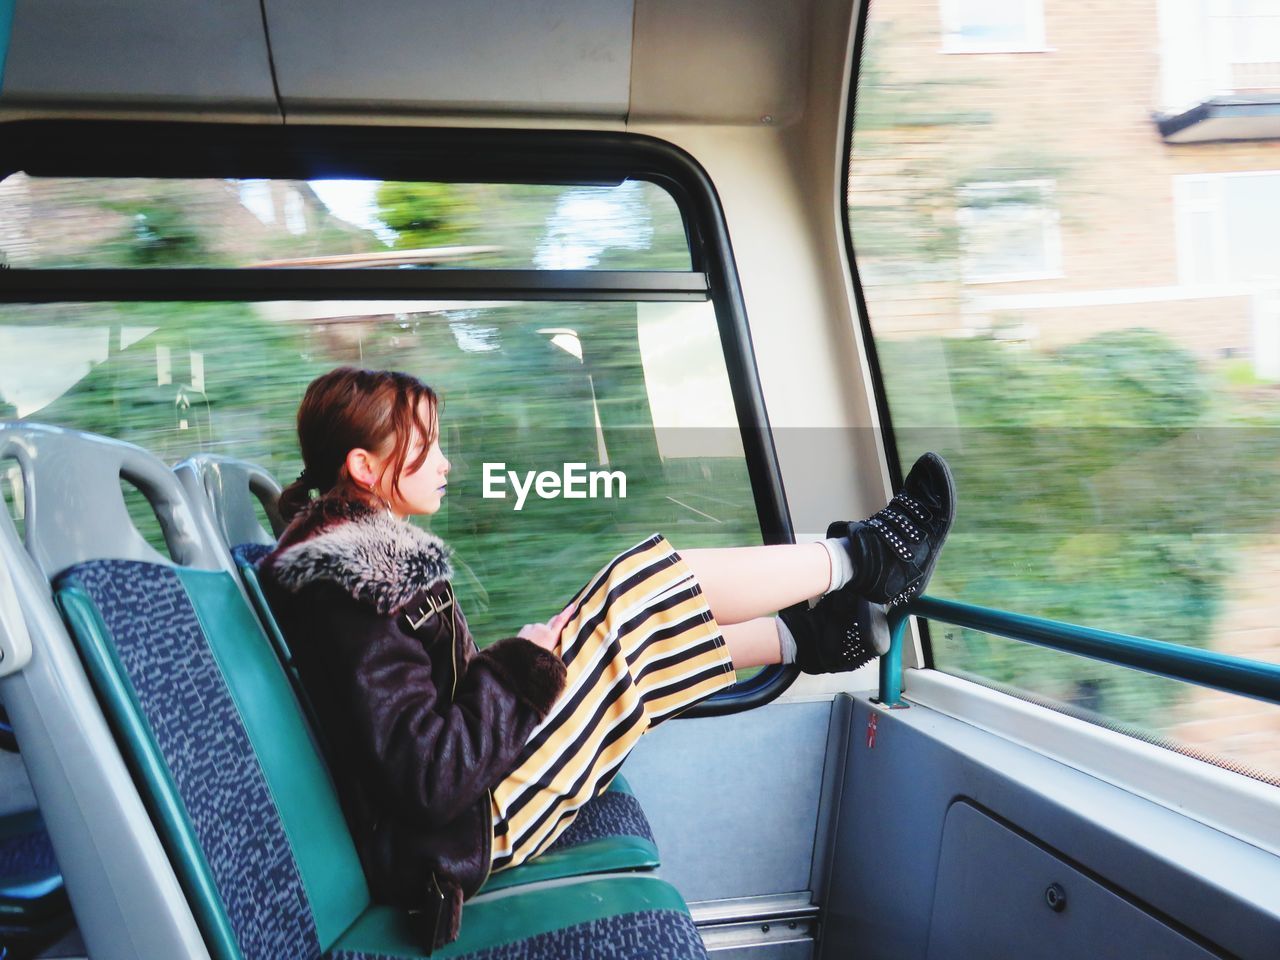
376,182,478,249
118,204,207,266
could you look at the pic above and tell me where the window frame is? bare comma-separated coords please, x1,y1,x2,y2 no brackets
0,119,800,715
1208,0,1280,94
1174,169,1280,287
939,0,1049,55
957,178,1064,285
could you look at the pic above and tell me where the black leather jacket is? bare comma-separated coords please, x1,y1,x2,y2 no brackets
260,494,566,950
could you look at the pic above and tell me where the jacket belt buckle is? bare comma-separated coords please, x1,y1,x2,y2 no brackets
406,593,454,631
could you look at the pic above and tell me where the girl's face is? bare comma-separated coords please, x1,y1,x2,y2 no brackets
367,401,451,517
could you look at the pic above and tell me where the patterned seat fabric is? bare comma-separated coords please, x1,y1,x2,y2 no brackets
547,789,655,852
58,560,325,959
0,811,70,933
231,541,273,568
55,558,700,960
0,819,59,880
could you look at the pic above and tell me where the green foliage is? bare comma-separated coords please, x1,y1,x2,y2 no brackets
29,301,327,476
1056,329,1209,427
376,182,478,249
879,329,1275,725
373,180,690,269
118,205,209,266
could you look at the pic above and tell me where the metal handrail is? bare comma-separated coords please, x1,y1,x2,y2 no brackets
880,594,1280,709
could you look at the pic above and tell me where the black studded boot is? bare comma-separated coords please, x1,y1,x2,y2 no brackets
829,452,956,607
779,592,890,675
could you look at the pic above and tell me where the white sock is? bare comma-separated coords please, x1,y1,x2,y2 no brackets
775,615,797,664
819,537,854,595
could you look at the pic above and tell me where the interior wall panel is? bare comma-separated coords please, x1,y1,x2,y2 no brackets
0,0,277,116
629,0,811,125
265,0,634,118
823,695,1280,960
621,700,833,904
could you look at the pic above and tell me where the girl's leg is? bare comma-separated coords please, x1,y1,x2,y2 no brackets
719,617,785,669
680,543,831,626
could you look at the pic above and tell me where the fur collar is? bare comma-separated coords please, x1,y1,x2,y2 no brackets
268,498,452,615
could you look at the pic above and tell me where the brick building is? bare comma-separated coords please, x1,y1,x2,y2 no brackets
850,0,1280,369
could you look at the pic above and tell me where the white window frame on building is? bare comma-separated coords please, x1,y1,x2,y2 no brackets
956,179,1063,285
1207,0,1280,95
1159,0,1280,113
1174,170,1280,287
939,0,1048,54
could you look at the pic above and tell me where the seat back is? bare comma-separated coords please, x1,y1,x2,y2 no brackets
173,455,283,552
4,424,371,960
175,455,297,669
175,454,333,766
4,423,221,579
1,423,213,960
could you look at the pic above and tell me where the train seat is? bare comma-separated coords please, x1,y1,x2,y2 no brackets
0,424,699,959
173,454,662,896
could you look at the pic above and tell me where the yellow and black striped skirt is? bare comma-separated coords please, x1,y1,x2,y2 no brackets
489,533,736,871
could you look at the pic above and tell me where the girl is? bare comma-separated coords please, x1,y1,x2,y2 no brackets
259,367,954,950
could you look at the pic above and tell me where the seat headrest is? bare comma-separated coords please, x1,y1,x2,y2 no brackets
0,422,224,579
174,454,284,551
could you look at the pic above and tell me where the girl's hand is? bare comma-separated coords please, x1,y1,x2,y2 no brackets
517,607,572,653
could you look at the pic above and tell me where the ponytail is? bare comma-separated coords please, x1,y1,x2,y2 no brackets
278,470,317,523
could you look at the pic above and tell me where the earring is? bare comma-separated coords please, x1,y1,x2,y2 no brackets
368,486,394,516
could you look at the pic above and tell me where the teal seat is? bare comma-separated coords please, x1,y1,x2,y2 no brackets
13,426,703,960
57,560,701,959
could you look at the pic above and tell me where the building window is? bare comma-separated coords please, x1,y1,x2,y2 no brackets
940,0,1047,54
1175,171,1280,286
957,180,1062,284
1213,0,1280,93
1159,0,1280,112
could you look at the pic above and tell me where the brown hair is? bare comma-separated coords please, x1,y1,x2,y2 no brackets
278,367,440,521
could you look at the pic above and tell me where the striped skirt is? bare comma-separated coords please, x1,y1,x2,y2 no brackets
489,533,736,871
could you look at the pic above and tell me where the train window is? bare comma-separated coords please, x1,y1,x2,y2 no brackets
0,152,769,663
848,1,1280,781
0,175,691,271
